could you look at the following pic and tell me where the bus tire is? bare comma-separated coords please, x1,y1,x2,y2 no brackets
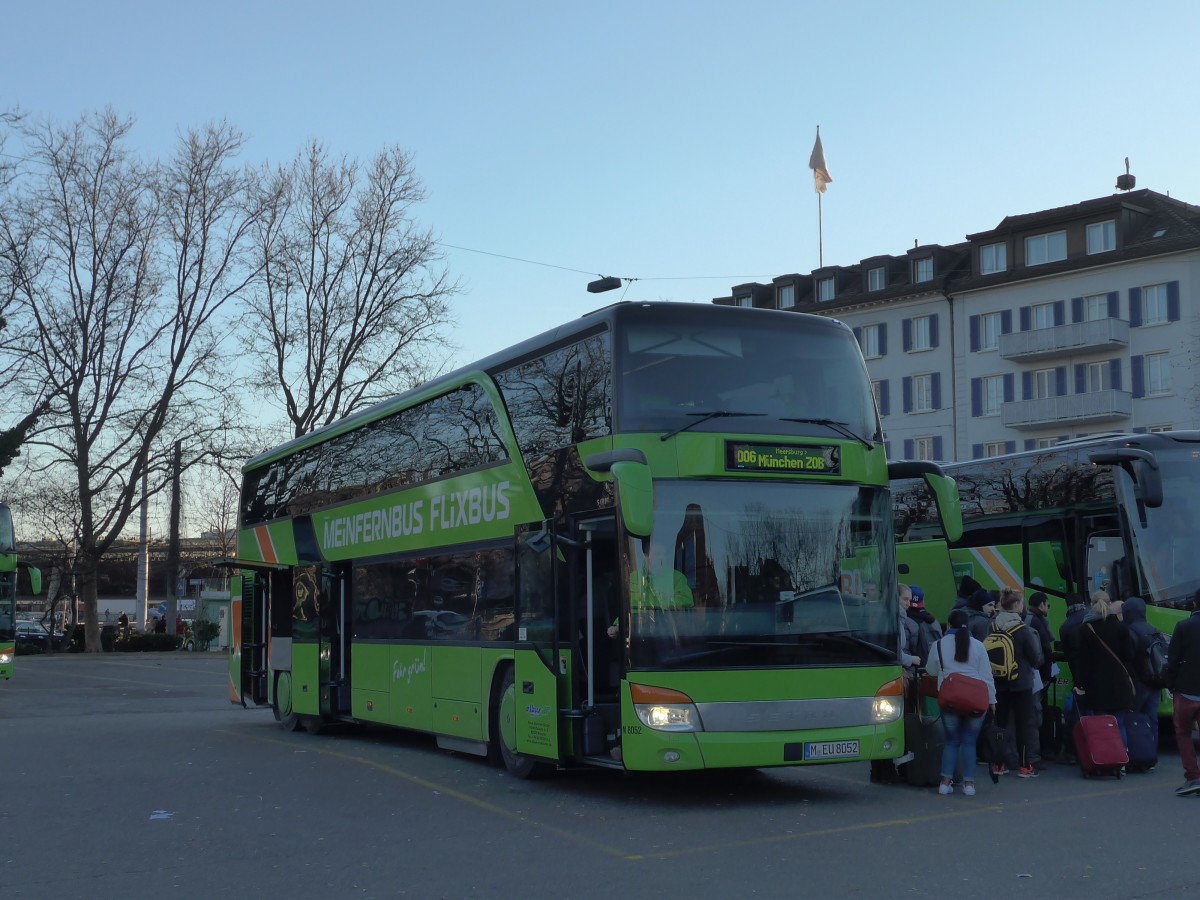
492,666,543,779
273,670,301,732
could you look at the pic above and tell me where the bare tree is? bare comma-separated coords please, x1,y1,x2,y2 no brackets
0,110,267,651
249,140,457,438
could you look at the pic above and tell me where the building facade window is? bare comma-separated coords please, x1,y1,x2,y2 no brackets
1148,424,1173,433
1086,362,1107,392
1032,302,1056,330
980,312,1001,350
735,294,752,308
1035,437,1057,449
911,315,932,351
817,277,835,302
914,436,935,461
911,373,934,411
1143,283,1168,324
1084,293,1109,321
1086,220,1116,254
984,441,1007,458
1033,368,1056,399
980,242,1007,274
913,257,933,283
982,375,1004,416
1025,230,1067,266
1146,352,1171,395
867,266,886,291
777,283,795,309
860,323,881,359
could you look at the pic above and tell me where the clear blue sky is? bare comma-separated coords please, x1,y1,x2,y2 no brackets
5,0,1199,369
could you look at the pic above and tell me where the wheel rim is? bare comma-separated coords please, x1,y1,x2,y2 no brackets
499,679,518,754
276,671,293,719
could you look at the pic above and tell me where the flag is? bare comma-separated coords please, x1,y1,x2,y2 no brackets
809,129,832,194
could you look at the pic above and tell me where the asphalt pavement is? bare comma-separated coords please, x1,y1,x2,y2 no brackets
3,651,1197,899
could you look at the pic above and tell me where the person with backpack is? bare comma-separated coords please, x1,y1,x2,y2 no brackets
1121,596,1166,750
906,584,943,664
1166,589,1200,796
1025,591,1056,765
926,608,996,796
987,587,1044,777
1074,589,1136,746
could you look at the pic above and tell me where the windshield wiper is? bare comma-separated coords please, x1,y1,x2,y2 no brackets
660,410,766,441
799,631,897,660
779,417,874,449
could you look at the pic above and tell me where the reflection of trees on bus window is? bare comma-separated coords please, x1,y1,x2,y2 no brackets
673,503,720,607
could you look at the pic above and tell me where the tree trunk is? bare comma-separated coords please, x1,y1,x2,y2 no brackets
77,547,102,653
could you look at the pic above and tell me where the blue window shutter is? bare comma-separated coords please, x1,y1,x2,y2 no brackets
1055,366,1067,396
1019,306,1031,331
933,436,944,460
1024,439,1036,451
1109,359,1121,390
931,373,942,409
970,378,982,417
1131,355,1144,398
969,315,980,352
1168,281,1180,321
1022,371,1032,399
1071,296,1083,323
884,440,892,458
1001,309,1013,334
1004,373,1015,402
904,439,914,459
902,318,912,352
878,323,888,356
853,326,862,345
1074,364,1086,394
1129,287,1142,327
1054,301,1066,326
1058,434,1069,443
1006,441,1016,454
879,380,890,416
972,443,984,459
1133,427,1147,434
1107,291,1119,318
929,314,939,348
902,376,913,413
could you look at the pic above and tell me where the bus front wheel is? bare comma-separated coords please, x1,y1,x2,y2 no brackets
492,667,542,779
273,670,301,732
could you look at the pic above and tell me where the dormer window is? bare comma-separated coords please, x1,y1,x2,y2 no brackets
735,294,752,308
817,277,836,302
980,242,1007,275
1025,230,1066,266
1086,220,1116,254
913,257,933,283
777,283,795,309
867,266,886,291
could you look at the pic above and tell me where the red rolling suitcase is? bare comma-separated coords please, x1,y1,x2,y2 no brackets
1073,714,1128,778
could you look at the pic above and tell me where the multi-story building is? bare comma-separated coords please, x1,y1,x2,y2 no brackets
714,188,1200,461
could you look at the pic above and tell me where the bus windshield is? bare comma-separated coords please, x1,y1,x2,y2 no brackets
1124,446,1200,608
624,480,897,670
616,314,878,444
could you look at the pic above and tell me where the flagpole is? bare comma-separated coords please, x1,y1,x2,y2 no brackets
818,189,823,269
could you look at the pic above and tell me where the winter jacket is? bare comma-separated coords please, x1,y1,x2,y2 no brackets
990,609,1044,693
1166,609,1200,697
1025,609,1055,686
1075,612,1135,712
926,630,997,706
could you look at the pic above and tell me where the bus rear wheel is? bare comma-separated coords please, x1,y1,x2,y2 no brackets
273,670,301,732
492,666,543,779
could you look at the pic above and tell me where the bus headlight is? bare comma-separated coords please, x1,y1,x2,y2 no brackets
630,683,702,733
872,677,905,723
0,651,10,664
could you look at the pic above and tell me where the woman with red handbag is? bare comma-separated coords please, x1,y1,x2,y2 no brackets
926,608,996,796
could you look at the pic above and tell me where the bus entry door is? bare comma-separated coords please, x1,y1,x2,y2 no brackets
514,524,562,763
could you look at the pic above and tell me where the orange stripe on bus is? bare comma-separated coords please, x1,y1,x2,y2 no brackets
975,546,1018,589
255,525,278,564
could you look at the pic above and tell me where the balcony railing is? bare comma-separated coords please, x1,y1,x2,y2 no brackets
1001,389,1132,429
999,317,1129,361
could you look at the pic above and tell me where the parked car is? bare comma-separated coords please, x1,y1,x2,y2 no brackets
15,621,50,647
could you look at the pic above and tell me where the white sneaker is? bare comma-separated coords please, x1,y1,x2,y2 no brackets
938,783,953,795
962,782,976,797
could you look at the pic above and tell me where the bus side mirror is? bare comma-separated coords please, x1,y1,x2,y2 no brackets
585,449,654,539
1088,448,1163,509
887,460,963,544
18,562,42,596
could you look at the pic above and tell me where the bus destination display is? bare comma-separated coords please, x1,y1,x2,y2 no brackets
725,442,840,474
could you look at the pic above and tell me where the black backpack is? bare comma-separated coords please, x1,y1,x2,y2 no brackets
1139,632,1169,690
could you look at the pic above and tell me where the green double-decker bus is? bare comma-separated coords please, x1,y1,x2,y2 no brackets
1,500,43,680
229,301,961,775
